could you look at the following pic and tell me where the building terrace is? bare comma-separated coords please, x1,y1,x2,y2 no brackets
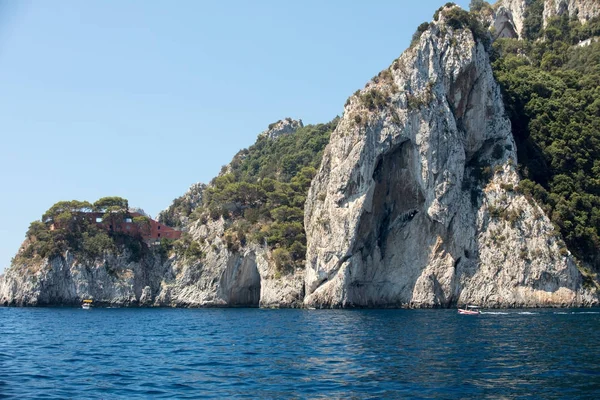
49,211,182,241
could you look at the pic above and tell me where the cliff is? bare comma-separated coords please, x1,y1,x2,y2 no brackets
492,0,600,39
0,251,169,307
2,1,599,308
543,0,600,26
302,4,597,308
0,118,315,308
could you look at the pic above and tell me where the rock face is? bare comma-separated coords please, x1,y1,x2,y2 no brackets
492,7,520,38
494,0,529,38
492,0,600,39
0,217,305,307
157,182,206,229
303,5,596,308
0,122,306,308
543,0,600,25
0,250,169,307
261,118,303,140
2,3,599,309
153,218,304,308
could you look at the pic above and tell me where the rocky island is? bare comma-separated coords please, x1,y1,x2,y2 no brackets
2,0,600,308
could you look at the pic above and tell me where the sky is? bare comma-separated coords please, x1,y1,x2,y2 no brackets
0,0,470,273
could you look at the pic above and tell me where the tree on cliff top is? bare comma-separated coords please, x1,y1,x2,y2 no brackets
93,197,129,212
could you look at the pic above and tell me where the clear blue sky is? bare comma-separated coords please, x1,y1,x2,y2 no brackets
0,0,470,273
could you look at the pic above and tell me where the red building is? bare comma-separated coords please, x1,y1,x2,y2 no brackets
50,212,182,241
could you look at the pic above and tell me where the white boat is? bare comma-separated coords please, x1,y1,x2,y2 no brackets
82,299,93,309
458,305,480,315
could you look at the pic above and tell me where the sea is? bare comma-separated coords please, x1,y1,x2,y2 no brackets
1,307,599,399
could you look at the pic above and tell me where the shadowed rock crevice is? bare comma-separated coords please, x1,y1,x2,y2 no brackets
219,253,261,306
354,141,425,262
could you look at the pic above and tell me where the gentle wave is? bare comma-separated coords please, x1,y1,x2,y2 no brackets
1,308,599,398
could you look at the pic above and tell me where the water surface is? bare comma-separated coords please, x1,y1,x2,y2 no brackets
1,308,599,398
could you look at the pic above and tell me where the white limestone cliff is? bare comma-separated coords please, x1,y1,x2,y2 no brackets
0,250,169,307
2,2,599,309
0,216,304,308
302,5,596,308
495,0,529,38
153,217,304,308
491,0,600,39
543,0,600,26
260,118,303,140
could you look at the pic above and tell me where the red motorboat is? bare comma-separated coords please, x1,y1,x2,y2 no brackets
458,305,480,315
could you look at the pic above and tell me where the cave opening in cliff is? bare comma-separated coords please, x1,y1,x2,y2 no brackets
355,140,425,261
222,255,262,307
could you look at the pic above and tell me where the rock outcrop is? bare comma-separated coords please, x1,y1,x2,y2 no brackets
0,121,307,308
302,5,596,308
2,2,599,309
543,0,600,26
492,7,520,38
157,182,206,229
153,217,304,308
0,216,305,307
0,250,169,307
494,0,529,38
260,118,303,140
491,0,600,39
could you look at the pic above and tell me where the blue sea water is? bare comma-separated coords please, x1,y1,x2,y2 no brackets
1,308,600,399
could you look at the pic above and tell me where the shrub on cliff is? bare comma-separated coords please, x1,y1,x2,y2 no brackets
14,197,149,265
492,17,600,269
183,118,338,270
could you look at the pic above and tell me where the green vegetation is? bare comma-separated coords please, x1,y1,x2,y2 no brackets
415,2,490,53
468,0,488,13
411,22,432,47
158,195,193,229
491,15,600,268
434,3,457,21
522,0,545,40
442,5,490,47
186,119,338,272
359,88,390,111
16,197,149,265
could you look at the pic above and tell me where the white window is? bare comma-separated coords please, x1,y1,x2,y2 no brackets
96,217,102,223
125,218,132,223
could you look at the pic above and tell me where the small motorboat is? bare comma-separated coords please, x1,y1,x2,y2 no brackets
458,305,480,315
82,299,93,309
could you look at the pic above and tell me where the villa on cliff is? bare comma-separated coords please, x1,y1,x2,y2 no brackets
49,212,182,241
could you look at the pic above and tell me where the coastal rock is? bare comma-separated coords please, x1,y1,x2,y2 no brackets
302,5,597,308
260,118,303,140
0,250,168,307
3,2,600,310
0,217,305,308
152,217,304,308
